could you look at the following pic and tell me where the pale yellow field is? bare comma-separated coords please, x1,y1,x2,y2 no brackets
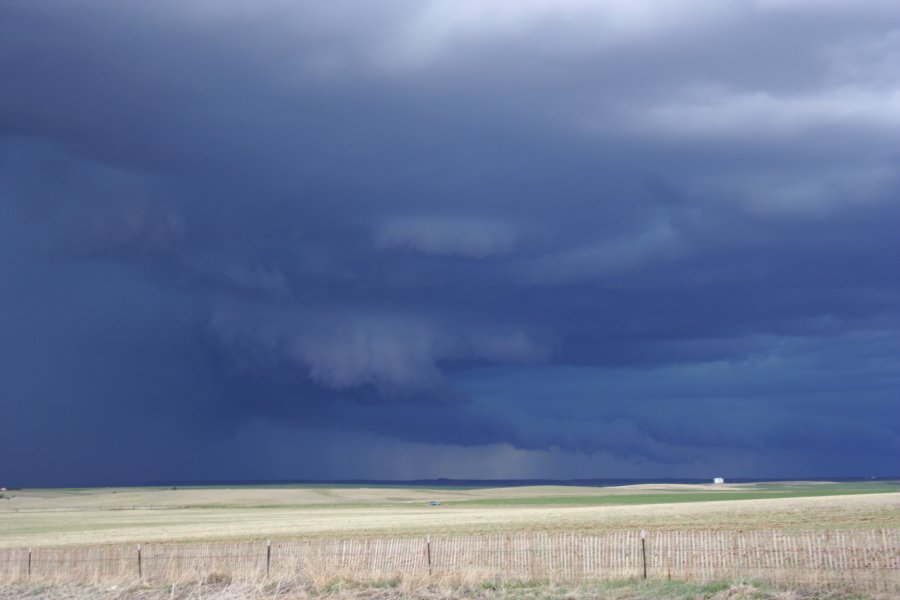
1,484,897,549
0,483,752,510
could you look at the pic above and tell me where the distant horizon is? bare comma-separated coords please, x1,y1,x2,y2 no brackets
8,475,900,491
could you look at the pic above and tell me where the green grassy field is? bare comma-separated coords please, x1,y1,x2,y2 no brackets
444,482,900,506
0,481,897,549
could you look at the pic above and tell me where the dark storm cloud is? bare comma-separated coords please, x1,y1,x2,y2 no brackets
1,0,899,484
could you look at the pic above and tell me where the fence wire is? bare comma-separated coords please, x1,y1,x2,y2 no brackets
0,529,896,592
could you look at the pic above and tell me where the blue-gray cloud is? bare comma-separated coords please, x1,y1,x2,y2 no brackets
1,0,898,485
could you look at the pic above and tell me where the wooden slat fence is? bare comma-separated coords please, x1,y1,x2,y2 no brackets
0,529,896,592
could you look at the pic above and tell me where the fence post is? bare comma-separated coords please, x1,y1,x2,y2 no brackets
640,530,647,579
27,548,32,578
137,545,142,581
426,536,433,576
266,540,271,577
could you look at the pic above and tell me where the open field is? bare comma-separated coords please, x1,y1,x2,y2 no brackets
0,482,898,549
0,483,897,595
5,481,898,509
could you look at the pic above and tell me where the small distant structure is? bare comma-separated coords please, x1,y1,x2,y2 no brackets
713,477,725,484
0,487,6,492
428,500,441,506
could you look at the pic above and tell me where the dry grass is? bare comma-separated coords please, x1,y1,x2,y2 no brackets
0,578,893,600
1,485,895,597
0,484,767,510
1,490,897,549
2,529,896,592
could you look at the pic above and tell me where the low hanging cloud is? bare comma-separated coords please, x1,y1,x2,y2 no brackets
374,0,736,71
0,140,187,258
456,332,550,364
635,85,900,138
184,254,292,298
693,164,898,219
209,305,548,398
517,221,682,285
375,216,520,258
208,308,441,395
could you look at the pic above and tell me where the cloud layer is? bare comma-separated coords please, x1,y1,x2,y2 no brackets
1,0,898,485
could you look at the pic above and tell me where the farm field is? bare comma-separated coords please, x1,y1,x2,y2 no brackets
1,481,897,549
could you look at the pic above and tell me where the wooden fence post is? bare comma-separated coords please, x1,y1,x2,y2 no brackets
266,540,271,577
27,548,32,578
137,545,142,581
426,536,433,576
640,530,647,579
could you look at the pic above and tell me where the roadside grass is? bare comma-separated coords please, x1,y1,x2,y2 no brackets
0,578,890,600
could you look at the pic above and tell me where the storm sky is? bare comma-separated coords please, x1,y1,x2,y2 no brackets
2,1,899,486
